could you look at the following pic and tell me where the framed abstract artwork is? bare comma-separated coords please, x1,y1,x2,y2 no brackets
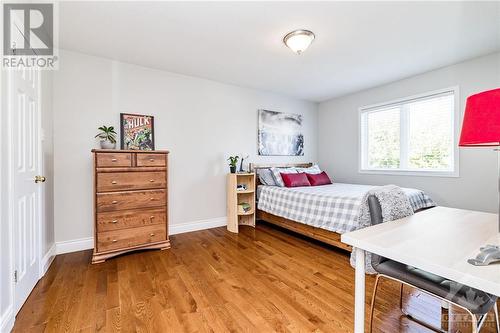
258,109,304,156
120,113,155,150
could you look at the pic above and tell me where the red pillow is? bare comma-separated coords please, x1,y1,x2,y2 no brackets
306,171,332,186
280,172,311,187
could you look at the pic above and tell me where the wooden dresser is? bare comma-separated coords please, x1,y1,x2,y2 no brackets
91,149,170,264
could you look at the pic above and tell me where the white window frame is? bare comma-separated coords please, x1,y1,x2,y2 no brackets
358,86,460,177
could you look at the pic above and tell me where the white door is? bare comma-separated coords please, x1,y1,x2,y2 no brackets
9,68,43,313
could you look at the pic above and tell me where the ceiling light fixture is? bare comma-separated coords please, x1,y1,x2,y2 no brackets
283,29,315,55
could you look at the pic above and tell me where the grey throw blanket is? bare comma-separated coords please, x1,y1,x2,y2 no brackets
350,185,414,274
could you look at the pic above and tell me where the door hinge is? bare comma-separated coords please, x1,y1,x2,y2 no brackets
14,270,18,283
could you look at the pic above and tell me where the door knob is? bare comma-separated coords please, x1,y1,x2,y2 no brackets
34,175,46,183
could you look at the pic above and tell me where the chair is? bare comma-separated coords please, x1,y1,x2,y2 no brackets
367,196,500,333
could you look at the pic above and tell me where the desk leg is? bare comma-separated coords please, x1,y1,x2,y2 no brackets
354,248,366,333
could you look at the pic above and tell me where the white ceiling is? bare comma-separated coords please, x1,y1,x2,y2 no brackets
59,1,500,102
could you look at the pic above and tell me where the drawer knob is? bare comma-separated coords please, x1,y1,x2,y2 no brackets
149,179,154,183
150,233,155,237
150,198,155,201
149,158,155,162
112,239,117,243
111,180,117,184
111,158,117,162
112,200,118,204
111,220,118,224
150,216,155,219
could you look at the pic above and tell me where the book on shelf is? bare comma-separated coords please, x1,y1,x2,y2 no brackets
238,202,251,212
236,184,248,191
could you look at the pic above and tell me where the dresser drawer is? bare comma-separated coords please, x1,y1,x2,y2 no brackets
97,224,166,252
97,172,166,192
96,153,132,167
97,190,166,212
97,208,166,232
137,153,166,167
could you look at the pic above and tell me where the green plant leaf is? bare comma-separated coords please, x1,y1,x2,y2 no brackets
96,124,118,142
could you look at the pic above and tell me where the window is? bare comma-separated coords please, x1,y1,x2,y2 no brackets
360,88,458,176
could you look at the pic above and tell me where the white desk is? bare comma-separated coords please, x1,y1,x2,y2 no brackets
341,206,500,333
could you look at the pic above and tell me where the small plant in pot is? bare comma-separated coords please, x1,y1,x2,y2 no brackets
227,155,239,173
95,125,117,149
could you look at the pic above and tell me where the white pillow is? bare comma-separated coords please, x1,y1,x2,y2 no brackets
296,164,322,174
270,167,298,187
256,168,277,186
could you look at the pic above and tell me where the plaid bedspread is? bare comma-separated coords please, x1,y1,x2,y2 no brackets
257,183,435,234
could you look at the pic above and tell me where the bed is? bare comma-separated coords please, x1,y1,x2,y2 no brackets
250,163,435,252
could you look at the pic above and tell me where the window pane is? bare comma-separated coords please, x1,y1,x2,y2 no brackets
408,94,453,170
367,107,400,169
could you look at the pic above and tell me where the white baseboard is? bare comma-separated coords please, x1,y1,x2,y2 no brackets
170,216,227,235
0,306,14,333
54,217,227,255
40,243,56,276
55,237,93,255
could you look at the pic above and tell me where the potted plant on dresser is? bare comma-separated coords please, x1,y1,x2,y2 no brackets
95,125,117,149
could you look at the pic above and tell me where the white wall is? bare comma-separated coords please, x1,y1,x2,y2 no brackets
41,72,55,258
53,50,318,245
318,52,500,213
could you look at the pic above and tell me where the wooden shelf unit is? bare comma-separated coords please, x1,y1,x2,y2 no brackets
227,173,256,233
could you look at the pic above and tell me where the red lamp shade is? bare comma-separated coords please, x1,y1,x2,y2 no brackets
459,88,500,147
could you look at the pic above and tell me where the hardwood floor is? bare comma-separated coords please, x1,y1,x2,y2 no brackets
13,223,499,332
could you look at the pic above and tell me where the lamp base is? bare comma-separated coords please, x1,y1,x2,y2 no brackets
468,245,500,266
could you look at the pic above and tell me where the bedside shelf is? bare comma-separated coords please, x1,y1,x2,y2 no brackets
238,210,255,216
236,190,254,194
227,173,256,233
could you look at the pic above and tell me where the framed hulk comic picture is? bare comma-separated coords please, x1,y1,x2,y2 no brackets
120,113,155,150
